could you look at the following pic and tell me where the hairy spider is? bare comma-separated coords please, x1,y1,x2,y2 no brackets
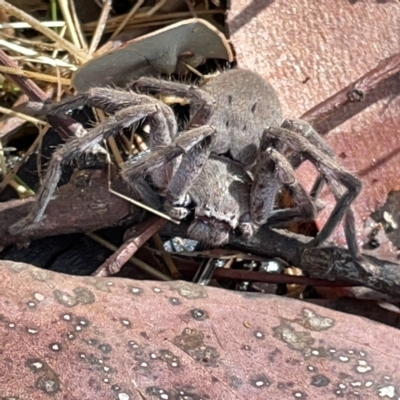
9,69,362,256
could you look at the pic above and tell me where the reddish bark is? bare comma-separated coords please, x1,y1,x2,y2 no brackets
1,259,400,399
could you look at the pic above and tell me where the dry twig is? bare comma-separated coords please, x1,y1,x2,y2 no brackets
301,52,400,125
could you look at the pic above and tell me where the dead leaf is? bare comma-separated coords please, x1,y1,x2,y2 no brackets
1,260,400,399
73,18,233,91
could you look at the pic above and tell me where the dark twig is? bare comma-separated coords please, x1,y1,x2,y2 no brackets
92,216,167,277
176,262,358,287
301,52,400,125
233,229,400,299
161,222,400,299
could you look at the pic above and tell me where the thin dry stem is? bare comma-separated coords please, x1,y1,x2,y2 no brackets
138,0,168,18
0,65,71,85
110,0,145,40
8,178,34,198
0,105,47,126
57,0,81,50
89,0,112,56
107,136,124,166
70,0,88,51
52,25,68,59
0,0,88,62
89,222,172,280
0,124,50,191
0,140,6,180
152,233,182,279
83,9,224,34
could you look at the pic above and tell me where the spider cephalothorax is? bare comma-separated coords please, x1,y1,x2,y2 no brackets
9,69,362,257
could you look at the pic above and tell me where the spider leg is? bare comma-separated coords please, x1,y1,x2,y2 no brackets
27,87,178,148
25,86,179,172
131,77,216,127
250,147,317,227
263,126,362,258
9,104,159,235
166,133,214,205
283,119,333,200
122,125,215,221
123,126,215,180
283,119,336,166
127,77,217,212
27,87,158,115
281,119,360,258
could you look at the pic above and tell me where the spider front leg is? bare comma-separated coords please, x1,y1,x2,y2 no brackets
26,86,161,116
248,146,317,235
131,76,216,131
9,103,159,235
283,119,335,200
281,119,360,258
124,77,217,211
264,126,362,258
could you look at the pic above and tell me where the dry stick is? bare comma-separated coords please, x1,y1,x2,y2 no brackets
200,266,358,287
0,65,71,85
92,216,169,277
69,0,89,52
160,222,400,298
0,50,53,103
89,0,113,56
57,0,82,50
110,0,144,40
301,52,400,125
152,233,182,279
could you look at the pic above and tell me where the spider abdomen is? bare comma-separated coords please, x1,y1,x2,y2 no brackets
202,69,283,166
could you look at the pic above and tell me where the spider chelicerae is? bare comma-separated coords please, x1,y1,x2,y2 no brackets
9,69,362,257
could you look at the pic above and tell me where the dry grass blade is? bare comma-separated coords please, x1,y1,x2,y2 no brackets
0,0,88,62
57,0,81,49
152,232,182,279
0,105,47,126
82,9,225,34
110,0,144,40
0,21,66,29
69,0,88,51
89,0,112,55
0,65,71,85
88,231,172,280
